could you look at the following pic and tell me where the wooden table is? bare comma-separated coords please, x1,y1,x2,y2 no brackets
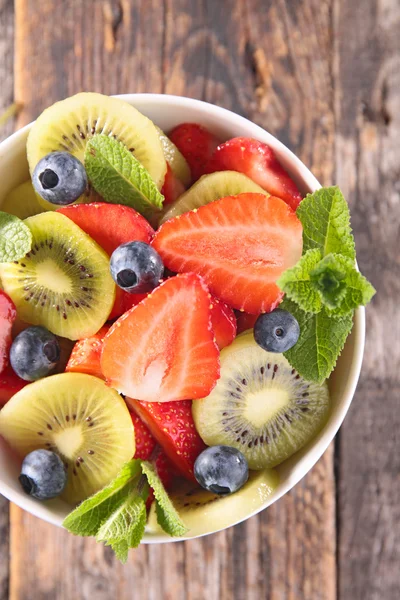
0,1,398,598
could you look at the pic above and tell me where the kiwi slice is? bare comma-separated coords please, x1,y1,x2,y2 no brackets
0,212,115,340
147,469,278,537
156,126,191,187
0,373,134,504
192,332,330,469
160,171,268,224
1,181,44,219
27,92,167,191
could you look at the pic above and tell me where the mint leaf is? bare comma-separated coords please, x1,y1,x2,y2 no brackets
277,249,323,313
97,494,147,546
141,461,188,537
310,253,375,315
0,211,32,262
281,297,353,383
110,540,129,564
297,187,355,259
85,134,164,220
63,459,142,536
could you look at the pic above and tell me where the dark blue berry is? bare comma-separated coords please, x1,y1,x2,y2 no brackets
19,449,67,500
194,445,249,495
10,326,60,381
109,241,164,294
32,152,87,205
254,309,300,353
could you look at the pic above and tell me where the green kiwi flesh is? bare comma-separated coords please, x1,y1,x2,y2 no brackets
192,332,330,469
0,212,115,340
1,181,44,219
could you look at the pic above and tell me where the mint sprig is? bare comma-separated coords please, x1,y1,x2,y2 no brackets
0,211,32,262
277,186,375,383
63,458,187,563
85,134,164,220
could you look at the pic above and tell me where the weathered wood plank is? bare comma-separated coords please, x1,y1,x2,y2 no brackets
0,0,15,598
11,1,337,599
334,1,400,599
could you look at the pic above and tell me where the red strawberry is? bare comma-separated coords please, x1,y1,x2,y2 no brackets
0,290,17,374
128,399,206,482
169,123,220,182
152,193,303,314
101,274,220,402
207,137,303,211
66,325,110,379
236,311,258,334
130,411,157,459
210,297,236,349
57,202,154,319
161,164,186,205
0,366,27,407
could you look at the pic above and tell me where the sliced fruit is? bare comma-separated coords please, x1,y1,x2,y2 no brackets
156,126,191,186
0,373,134,504
0,290,16,373
147,469,279,537
192,332,330,469
207,137,303,211
0,366,28,407
153,193,303,314
57,202,154,319
236,311,258,334
161,165,186,205
169,123,220,182
66,325,109,379
1,181,44,220
160,171,268,224
101,273,220,402
27,92,167,190
128,399,206,482
210,298,236,350
0,212,115,340
130,412,175,493
57,202,154,255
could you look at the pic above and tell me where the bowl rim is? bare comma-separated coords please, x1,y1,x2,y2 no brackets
0,93,365,542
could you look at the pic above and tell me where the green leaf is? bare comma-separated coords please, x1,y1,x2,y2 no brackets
63,459,142,536
310,253,375,316
277,248,323,313
85,134,164,220
0,211,32,262
110,540,129,564
297,186,355,259
141,461,188,537
97,493,147,550
281,297,354,383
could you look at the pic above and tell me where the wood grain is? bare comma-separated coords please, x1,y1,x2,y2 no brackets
334,1,400,599
0,0,15,598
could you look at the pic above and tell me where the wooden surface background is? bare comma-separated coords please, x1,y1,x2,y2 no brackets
0,0,398,598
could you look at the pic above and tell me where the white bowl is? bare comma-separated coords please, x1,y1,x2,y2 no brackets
0,94,365,542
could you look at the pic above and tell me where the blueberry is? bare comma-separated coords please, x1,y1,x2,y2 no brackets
32,152,87,205
194,445,249,495
19,449,67,500
10,326,60,381
110,241,164,294
254,309,300,353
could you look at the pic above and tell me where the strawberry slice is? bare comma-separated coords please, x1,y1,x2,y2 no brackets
169,123,220,182
57,202,154,319
101,273,220,402
0,366,27,407
66,325,110,379
236,311,258,334
210,297,236,349
161,164,186,205
152,193,303,314
207,137,303,211
0,290,17,374
128,399,206,482
130,411,157,459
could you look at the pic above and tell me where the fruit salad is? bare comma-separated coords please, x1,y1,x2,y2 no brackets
0,93,375,562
